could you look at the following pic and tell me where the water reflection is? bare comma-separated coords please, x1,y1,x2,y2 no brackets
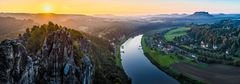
121,35,179,84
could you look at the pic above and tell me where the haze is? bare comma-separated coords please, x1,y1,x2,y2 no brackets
0,0,240,15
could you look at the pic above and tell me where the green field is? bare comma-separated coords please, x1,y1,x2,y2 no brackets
142,27,240,84
115,37,128,69
116,47,122,68
141,35,206,84
142,35,207,69
181,45,193,50
164,27,190,42
141,36,181,67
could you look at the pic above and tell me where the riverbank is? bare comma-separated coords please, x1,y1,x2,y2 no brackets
120,35,179,84
142,27,240,84
115,25,183,68
141,35,205,84
115,34,132,68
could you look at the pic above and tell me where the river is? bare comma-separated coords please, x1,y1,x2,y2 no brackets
120,35,179,84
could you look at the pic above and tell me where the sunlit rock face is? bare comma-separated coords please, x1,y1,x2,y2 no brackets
0,29,93,84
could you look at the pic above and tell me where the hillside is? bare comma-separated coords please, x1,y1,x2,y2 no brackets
0,22,129,84
0,16,36,40
0,13,145,42
142,25,240,84
174,20,240,65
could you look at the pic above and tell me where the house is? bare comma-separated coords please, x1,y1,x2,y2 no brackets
159,41,162,44
111,42,115,46
162,47,168,54
205,44,209,48
201,41,206,48
226,50,229,54
213,45,218,50
191,54,197,58
166,45,173,51
200,41,208,48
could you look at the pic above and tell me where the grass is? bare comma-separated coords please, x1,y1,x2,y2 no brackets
142,27,206,69
141,35,206,84
115,37,128,69
141,36,181,67
183,57,208,69
181,45,193,50
116,46,122,68
164,27,190,42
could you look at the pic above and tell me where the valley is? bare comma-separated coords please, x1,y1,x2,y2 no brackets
120,35,179,84
141,20,240,84
0,11,240,84
0,22,130,84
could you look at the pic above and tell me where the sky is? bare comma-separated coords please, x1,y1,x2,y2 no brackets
0,0,240,16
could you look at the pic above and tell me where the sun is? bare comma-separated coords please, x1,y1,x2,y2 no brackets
43,5,53,13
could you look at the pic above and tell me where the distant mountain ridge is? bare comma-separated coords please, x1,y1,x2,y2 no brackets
187,11,214,19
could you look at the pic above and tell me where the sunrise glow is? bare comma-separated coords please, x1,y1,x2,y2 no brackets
0,0,240,15
43,5,53,13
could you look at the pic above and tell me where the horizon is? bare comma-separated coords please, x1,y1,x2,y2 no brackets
0,0,240,16
1,1,240,84
1,11,240,17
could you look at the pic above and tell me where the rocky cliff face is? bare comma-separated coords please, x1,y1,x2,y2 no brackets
0,40,29,84
0,28,93,84
0,22,130,84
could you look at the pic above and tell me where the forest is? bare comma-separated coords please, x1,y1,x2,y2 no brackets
174,20,240,65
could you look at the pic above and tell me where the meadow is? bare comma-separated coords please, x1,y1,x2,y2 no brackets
164,27,190,42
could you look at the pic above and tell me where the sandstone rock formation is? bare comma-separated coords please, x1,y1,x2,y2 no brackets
0,28,93,84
